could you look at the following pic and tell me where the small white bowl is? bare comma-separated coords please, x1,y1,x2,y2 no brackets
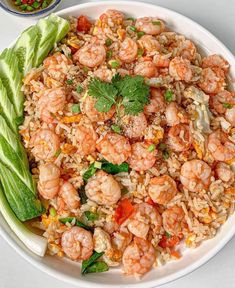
0,1,235,287
0,0,62,18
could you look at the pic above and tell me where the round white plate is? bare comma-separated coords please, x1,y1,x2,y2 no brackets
0,1,235,287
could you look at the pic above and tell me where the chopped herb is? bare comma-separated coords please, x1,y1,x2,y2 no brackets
83,67,89,73
111,124,121,134
71,103,81,114
26,5,33,11
137,48,144,57
105,38,113,47
158,143,167,151
152,21,161,25
127,17,136,21
164,90,173,102
66,79,73,85
165,231,171,238
101,161,129,174
83,163,97,182
129,25,137,32
106,50,113,59
20,4,27,10
84,211,99,221
41,0,48,9
84,261,109,274
79,186,88,204
49,207,56,217
59,217,93,232
54,148,61,158
121,187,129,195
94,161,102,169
76,85,83,93
137,31,145,39
82,251,104,274
15,0,21,5
163,150,170,160
109,60,120,69
32,1,41,9
148,144,156,152
223,102,233,109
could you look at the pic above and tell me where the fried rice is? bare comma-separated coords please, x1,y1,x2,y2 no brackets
19,9,235,278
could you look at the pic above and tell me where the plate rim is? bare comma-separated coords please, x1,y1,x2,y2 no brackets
0,1,235,287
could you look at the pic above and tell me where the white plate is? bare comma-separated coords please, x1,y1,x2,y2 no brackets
0,1,235,287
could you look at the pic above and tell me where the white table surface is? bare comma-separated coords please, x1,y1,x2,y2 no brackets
0,0,235,287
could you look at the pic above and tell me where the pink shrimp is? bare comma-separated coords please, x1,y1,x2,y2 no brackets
167,124,192,152
134,61,158,78
144,88,166,115
120,112,148,139
119,38,138,63
198,67,226,94
96,132,131,165
138,35,161,52
162,205,186,236
169,57,193,82
135,17,165,35
202,54,229,74
59,181,80,210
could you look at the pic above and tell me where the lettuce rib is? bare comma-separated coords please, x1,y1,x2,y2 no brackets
0,78,18,133
0,48,24,118
0,163,44,221
13,25,40,76
0,115,35,193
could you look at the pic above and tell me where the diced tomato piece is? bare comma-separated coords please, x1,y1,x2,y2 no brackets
21,0,28,3
114,198,134,225
28,0,35,4
158,235,180,248
171,250,181,259
77,15,92,33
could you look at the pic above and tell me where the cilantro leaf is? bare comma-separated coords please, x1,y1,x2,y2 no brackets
88,78,118,112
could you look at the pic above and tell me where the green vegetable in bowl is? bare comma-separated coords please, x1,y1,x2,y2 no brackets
59,217,94,232
84,261,109,274
0,183,47,256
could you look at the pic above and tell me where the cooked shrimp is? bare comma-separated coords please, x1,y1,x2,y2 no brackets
169,57,193,82
93,67,113,82
37,163,60,199
73,42,106,68
215,162,234,183
120,112,147,139
61,227,93,261
148,175,178,205
202,54,229,74
144,88,166,115
128,142,157,171
30,129,60,161
165,102,189,126
209,90,235,115
75,116,98,157
135,17,165,35
180,159,211,192
153,54,170,68
198,67,226,94
99,9,124,25
85,170,121,206
43,52,72,82
96,132,131,165
177,40,196,61
119,38,138,63
37,87,66,123
127,203,162,239
225,107,235,127
208,130,235,161
138,35,161,52
59,181,80,210
162,205,185,236
168,124,192,152
134,61,157,78
81,95,115,122
122,237,156,276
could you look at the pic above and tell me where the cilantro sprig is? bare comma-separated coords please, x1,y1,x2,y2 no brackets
87,74,150,116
